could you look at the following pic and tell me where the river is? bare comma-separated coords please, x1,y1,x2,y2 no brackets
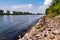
0,15,43,40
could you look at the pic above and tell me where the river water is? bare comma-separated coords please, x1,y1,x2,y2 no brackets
0,15,43,40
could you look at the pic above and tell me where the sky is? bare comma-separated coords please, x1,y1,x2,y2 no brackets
0,0,52,13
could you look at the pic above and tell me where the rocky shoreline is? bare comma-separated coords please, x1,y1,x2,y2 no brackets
18,15,60,40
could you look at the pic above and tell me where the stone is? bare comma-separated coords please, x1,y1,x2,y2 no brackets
53,29,60,34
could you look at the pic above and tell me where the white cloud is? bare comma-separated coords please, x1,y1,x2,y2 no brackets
36,0,52,14
36,5,49,13
10,4,49,13
11,4,33,10
44,0,52,5
28,4,32,8
9,4,34,13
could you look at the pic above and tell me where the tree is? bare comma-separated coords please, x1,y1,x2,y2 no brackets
6,10,10,15
13,11,23,15
0,10,4,15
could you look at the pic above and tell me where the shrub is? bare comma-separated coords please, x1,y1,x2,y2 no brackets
45,0,60,17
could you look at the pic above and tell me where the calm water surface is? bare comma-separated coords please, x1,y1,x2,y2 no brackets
0,15,43,40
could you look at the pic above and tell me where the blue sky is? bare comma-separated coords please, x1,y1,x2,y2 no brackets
0,0,52,13
0,0,44,6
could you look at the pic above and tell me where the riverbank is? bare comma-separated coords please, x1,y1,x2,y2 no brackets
18,15,60,40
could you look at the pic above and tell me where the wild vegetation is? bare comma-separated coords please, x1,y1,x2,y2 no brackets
46,0,60,17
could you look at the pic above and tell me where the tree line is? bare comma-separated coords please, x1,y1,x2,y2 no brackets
0,10,44,15
0,10,32,15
